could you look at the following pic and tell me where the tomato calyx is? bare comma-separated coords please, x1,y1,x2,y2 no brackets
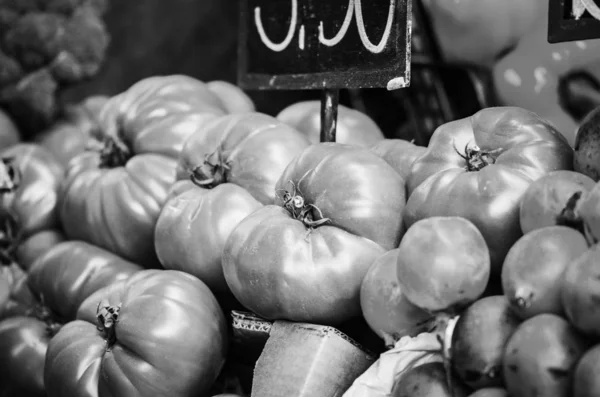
276,180,331,230
190,150,230,188
93,132,132,168
0,157,20,194
453,142,498,172
96,300,121,348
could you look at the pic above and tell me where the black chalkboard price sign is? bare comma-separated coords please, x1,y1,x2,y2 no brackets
238,0,412,142
548,0,600,42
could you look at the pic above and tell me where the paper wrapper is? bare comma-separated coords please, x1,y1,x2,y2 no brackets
342,316,459,397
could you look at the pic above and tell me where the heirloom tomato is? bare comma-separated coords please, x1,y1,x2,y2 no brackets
223,143,406,325
0,241,141,397
177,112,310,204
207,80,256,114
155,180,261,296
36,96,109,167
0,109,20,149
519,170,595,234
370,139,427,185
406,107,573,274
276,101,384,146
59,75,228,267
44,270,227,397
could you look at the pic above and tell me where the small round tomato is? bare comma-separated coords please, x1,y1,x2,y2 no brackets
397,216,491,312
360,249,432,347
519,170,595,234
223,143,405,325
370,139,427,185
44,270,228,397
276,101,385,146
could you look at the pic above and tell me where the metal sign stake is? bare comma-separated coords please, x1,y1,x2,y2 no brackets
320,89,339,143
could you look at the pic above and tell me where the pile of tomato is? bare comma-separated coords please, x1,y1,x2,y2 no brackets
1,74,600,397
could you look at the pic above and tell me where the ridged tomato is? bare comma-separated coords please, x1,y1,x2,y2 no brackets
156,113,308,295
223,143,406,325
406,107,573,274
59,75,227,267
44,270,227,397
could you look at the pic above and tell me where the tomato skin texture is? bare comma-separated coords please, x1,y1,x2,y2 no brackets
397,216,491,312
59,76,227,266
276,101,385,146
1,144,64,238
178,113,310,205
405,107,573,273
370,139,427,184
155,180,262,295
359,249,432,345
28,241,142,321
15,230,65,272
44,270,228,397
223,144,405,325
36,96,109,167
207,80,255,114
0,317,49,397
502,226,588,320
519,170,595,234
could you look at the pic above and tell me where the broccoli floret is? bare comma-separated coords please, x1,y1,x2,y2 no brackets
0,0,109,137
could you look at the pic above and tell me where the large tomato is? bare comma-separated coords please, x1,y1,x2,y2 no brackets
44,270,228,397
156,113,308,295
0,108,20,149
405,107,573,273
36,96,109,167
222,143,406,325
176,112,310,204
0,241,141,396
59,75,228,267
276,101,385,146
370,139,427,185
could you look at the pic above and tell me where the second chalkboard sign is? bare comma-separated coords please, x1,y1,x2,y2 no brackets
238,0,411,90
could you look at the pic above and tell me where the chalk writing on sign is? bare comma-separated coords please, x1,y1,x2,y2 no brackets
238,0,412,90
254,0,396,54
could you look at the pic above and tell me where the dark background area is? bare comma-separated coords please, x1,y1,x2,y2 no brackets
60,0,321,116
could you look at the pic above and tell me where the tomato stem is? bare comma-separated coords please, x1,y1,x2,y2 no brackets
277,180,331,229
98,134,132,168
190,150,230,188
556,191,586,236
96,302,121,348
34,303,63,337
453,142,497,172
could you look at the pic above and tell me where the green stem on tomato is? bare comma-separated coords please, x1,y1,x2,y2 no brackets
96,302,121,349
189,150,229,189
556,191,586,237
98,134,132,168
